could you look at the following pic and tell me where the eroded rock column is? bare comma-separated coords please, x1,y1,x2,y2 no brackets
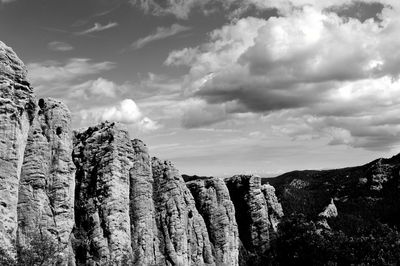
226,175,271,265
152,158,215,266
0,41,35,252
187,177,239,266
261,184,284,233
129,139,161,265
72,122,133,265
17,98,76,263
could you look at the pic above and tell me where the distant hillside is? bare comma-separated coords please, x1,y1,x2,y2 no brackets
266,154,400,234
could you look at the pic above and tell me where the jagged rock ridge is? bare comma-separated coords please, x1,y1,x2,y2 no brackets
0,40,285,265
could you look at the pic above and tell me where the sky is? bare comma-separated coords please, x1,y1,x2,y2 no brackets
1,0,400,177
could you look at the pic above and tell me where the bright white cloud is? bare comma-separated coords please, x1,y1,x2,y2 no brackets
131,24,191,50
79,99,160,131
164,1,400,150
77,22,118,35
102,99,142,123
69,77,124,99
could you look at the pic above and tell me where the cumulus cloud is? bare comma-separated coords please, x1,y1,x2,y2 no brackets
131,24,191,50
47,41,74,52
76,22,118,35
79,99,160,131
164,1,400,150
69,77,126,99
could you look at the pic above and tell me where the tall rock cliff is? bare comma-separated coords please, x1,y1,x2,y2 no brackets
72,122,133,264
17,98,76,262
152,159,215,266
225,175,271,266
261,184,284,233
0,40,284,265
187,177,239,266
129,139,160,265
0,41,35,252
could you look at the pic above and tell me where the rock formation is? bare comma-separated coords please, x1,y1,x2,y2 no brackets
225,175,271,265
187,177,239,266
261,184,284,233
129,139,160,265
0,40,285,265
317,198,338,230
72,122,133,264
152,158,215,266
0,41,35,253
17,98,75,263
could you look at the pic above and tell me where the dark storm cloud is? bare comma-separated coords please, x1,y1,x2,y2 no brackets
195,82,324,113
326,1,386,22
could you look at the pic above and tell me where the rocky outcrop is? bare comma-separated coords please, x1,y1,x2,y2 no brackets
17,98,75,262
72,122,133,264
0,40,286,265
225,175,271,265
152,158,215,266
318,198,338,219
317,198,338,230
261,184,284,233
187,177,239,266
368,158,393,191
129,139,160,265
0,41,35,253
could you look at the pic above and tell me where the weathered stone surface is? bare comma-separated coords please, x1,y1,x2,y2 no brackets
187,177,239,266
225,175,270,265
318,198,338,219
261,184,284,232
17,98,75,263
0,41,35,252
0,41,27,80
152,158,215,266
129,139,161,265
72,122,133,265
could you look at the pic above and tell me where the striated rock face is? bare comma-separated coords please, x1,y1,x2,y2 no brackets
17,98,75,262
0,40,287,265
152,158,215,266
225,175,271,265
129,139,160,265
0,41,35,252
261,184,284,233
187,178,239,266
72,122,133,264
